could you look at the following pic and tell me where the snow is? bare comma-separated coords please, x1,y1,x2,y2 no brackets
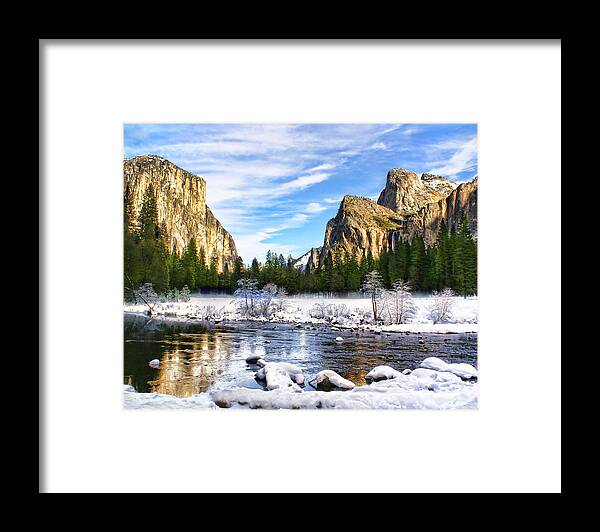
314,370,355,391
419,356,478,379
255,362,305,391
124,293,477,333
124,294,478,410
365,365,403,383
124,351,478,410
379,323,477,334
292,250,312,270
148,359,160,369
335,336,343,342
123,385,217,409
211,378,477,410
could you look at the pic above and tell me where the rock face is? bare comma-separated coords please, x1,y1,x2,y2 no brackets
293,246,322,271
318,196,406,264
124,155,238,271
404,177,478,245
304,169,477,269
377,168,456,214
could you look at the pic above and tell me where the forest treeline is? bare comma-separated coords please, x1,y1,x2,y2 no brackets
124,188,477,300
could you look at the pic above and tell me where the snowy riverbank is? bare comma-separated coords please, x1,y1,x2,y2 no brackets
124,356,478,410
123,293,478,334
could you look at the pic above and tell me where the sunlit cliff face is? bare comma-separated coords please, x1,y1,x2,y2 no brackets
148,333,230,397
124,155,238,272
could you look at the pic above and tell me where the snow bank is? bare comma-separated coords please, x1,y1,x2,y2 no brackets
124,355,478,410
314,370,355,391
124,293,477,332
379,323,477,333
211,379,478,410
123,385,217,409
419,357,478,379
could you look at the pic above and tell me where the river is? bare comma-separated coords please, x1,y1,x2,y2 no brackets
124,313,477,398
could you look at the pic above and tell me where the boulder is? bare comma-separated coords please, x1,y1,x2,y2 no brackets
314,370,355,391
365,365,402,383
245,353,263,364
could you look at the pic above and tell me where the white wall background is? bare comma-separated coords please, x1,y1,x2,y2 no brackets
41,40,561,493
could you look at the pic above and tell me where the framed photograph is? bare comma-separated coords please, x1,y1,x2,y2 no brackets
40,39,561,493
122,124,479,410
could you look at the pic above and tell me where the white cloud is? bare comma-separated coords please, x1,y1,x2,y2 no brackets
428,136,478,178
277,173,331,194
307,162,338,173
370,141,387,150
234,232,299,262
125,123,409,259
305,202,327,214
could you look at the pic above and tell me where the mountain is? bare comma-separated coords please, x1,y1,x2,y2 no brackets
377,168,456,214
302,169,477,270
123,155,238,271
292,247,322,271
405,176,478,245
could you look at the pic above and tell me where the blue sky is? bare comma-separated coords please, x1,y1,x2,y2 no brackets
124,124,477,263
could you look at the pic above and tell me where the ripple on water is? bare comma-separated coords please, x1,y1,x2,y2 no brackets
124,315,477,397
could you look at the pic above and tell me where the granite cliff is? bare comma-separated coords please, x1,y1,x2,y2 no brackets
124,155,238,272
300,168,477,270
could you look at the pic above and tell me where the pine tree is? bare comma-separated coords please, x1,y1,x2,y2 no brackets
345,252,361,291
182,239,199,290
124,198,141,298
455,214,477,296
408,235,425,290
231,256,244,290
168,250,185,289
197,247,208,288
250,258,260,280
378,249,391,287
137,186,160,240
208,255,219,288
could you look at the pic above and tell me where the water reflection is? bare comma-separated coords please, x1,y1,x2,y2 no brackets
124,315,230,396
148,333,231,397
124,314,477,397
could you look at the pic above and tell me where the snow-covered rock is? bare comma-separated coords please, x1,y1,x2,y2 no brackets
335,336,343,342
245,353,263,364
314,370,355,391
419,357,478,379
149,359,160,369
255,362,305,392
123,359,478,410
256,358,267,368
409,368,465,391
365,365,403,383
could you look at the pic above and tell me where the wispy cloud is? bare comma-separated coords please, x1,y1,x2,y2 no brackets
124,123,477,260
427,136,478,179
370,141,387,150
305,202,328,214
